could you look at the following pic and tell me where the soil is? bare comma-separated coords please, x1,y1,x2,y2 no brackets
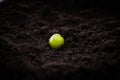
0,0,120,80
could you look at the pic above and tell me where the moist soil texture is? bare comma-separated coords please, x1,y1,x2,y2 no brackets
0,0,120,80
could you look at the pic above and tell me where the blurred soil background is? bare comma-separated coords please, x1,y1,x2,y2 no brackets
0,0,120,80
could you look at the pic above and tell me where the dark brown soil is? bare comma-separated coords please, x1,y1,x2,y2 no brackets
0,0,120,80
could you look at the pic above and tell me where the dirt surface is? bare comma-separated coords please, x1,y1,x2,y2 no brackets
0,0,120,80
